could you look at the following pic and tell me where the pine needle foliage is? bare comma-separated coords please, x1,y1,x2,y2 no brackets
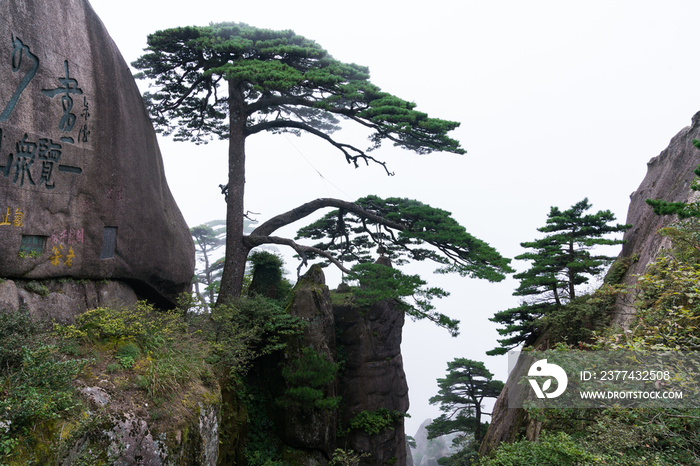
132,22,464,156
488,198,630,355
646,139,700,219
427,358,503,445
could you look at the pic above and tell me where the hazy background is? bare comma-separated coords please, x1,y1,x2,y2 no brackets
89,0,700,436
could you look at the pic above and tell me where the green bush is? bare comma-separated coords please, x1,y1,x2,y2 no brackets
0,308,35,369
23,281,50,297
106,362,122,373
0,307,95,461
478,431,604,466
54,301,185,349
540,287,616,347
116,342,140,369
0,343,89,445
329,448,371,465
55,302,214,398
276,347,340,411
209,295,306,377
247,251,293,303
347,408,406,435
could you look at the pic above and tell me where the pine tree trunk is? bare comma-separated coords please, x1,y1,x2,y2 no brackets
217,82,251,305
568,237,576,300
474,402,483,443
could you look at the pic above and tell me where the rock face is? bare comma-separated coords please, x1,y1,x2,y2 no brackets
38,383,220,466
0,277,137,323
477,352,538,457
335,295,410,465
264,264,410,465
0,0,194,305
613,111,700,324
278,264,338,458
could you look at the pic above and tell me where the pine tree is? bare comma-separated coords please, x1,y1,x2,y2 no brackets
190,220,226,305
487,198,631,355
132,23,470,303
427,358,503,446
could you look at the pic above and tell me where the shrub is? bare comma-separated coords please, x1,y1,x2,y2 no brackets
0,308,35,370
348,408,406,435
0,343,89,441
54,301,184,349
209,295,306,377
540,287,617,347
55,302,214,398
478,431,604,466
276,347,340,411
24,281,50,297
106,362,122,373
116,342,140,369
329,448,371,466
247,251,293,303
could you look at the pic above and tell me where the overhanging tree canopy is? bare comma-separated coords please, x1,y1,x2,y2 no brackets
290,195,514,335
132,22,508,307
132,22,464,164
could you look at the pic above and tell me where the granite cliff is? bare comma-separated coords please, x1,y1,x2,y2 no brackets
613,111,700,325
480,111,700,456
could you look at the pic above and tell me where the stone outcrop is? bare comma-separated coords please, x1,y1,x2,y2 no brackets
32,383,220,466
612,111,700,325
0,277,137,323
335,292,410,465
477,351,539,457
0,0,194,305
277,264,338,458
254,264,410,465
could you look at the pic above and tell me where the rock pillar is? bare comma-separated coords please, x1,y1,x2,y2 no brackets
334,295,410,465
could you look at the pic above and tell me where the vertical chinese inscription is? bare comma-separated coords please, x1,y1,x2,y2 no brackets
0,206,24,227
41,60,83,144
0,37,39,122
19,235,46,254
37,137,62,188
78,96,90,143
0,38,86,190
11,134,35,186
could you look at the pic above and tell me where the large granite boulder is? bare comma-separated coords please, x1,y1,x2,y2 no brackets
0,0,194,305
0,278,138,323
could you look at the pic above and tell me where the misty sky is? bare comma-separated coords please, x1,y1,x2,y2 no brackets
88,0,700,436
